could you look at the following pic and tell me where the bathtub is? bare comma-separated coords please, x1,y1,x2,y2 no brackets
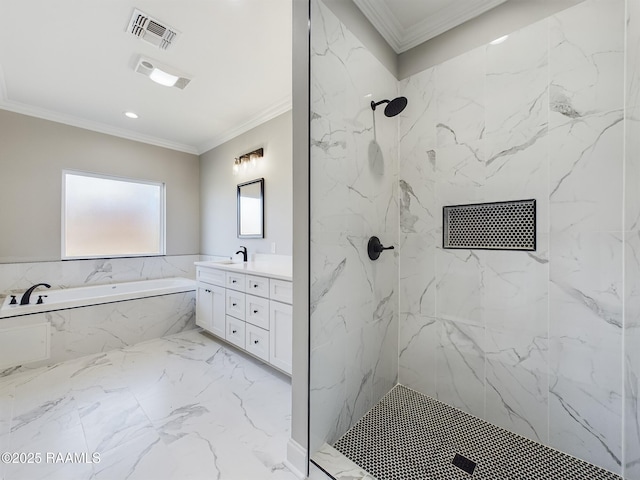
0,277,197,375
0,277,196,319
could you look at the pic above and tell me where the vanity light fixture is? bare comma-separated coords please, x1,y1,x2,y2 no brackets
233,148,264,174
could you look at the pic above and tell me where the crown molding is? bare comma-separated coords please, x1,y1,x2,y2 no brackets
353,0,508,54
0,64,291,157
196,94,292,155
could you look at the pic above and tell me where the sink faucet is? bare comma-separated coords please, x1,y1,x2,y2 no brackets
235,246,248,263
20,283,51,305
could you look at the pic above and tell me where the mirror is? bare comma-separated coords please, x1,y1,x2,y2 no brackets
237,178,264,238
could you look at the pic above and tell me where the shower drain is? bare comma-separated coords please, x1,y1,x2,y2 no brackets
452,453,476,475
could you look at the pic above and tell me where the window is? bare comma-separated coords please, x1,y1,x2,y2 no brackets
62,171,165,259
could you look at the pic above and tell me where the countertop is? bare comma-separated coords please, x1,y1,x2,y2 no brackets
194,260,292,281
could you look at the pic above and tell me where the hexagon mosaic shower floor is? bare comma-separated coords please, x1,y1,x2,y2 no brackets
332,385,621,480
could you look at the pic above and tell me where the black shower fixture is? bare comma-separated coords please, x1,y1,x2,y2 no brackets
370,96,408,117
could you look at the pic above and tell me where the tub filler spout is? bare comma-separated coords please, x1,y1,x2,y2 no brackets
20,283,51,305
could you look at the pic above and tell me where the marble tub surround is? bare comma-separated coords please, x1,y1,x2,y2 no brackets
0,254,200,302
0,290,196,377
0,329,297,480
309,0,399,456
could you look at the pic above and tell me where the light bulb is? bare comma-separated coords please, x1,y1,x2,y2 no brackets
149,68,179,87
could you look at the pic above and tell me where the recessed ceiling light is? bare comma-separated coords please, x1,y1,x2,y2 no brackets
125,111,139,119
489,35,509,45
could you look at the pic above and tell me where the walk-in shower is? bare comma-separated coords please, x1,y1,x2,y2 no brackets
309,0,640,478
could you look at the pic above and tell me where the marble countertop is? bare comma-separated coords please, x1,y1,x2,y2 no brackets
194,260,292,281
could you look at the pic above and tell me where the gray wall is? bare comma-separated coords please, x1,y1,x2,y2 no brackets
0,109,200,263
199,110,292,258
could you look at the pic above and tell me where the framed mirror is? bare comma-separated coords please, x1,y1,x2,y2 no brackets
237,178,264,238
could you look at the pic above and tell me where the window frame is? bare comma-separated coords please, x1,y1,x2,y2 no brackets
61,169,166,260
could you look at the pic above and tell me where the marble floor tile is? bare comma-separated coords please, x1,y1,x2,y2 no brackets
0,329,297,480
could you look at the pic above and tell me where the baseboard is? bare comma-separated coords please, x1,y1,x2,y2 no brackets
285,438,308,479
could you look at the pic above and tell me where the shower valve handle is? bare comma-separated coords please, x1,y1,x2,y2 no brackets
368,236,394,261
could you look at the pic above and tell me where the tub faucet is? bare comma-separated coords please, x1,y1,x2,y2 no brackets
20,283,51,305
235,246,248,262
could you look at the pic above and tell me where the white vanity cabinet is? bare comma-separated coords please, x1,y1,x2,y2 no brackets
196,263,292,375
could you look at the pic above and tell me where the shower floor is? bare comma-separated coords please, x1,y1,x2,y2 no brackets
331,385,620,480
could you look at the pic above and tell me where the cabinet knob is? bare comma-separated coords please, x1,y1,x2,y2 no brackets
232,280,237,283
254,340,259,344
253,309,259,314
232,303,237,307
253,284,258,288
232,329,237,334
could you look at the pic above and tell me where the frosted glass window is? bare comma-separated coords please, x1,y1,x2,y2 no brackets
63,171,165,259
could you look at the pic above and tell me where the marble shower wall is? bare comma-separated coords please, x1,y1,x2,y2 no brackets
399,0,628,474
309,0,399,454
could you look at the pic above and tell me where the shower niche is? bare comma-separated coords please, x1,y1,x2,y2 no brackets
442,199,536,251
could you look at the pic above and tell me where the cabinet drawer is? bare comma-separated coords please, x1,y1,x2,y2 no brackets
245,294,270,330
225,316,245,349
245,323,269,362
270,279,292,304
225,272,246,292
197,267,226,287
225,290,246,320
246,275,269,298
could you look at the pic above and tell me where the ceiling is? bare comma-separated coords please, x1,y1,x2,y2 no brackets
0,1,508,155
0,0,292,154
353,0,509,53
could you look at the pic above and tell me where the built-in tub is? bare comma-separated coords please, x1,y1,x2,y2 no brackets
0,277,197,375
0,277,196,318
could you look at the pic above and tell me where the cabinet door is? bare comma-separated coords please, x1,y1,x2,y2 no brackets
210,285,226,338
269,300,292,375
196,286,213,331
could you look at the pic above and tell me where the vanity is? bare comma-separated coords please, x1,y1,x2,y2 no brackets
194,259,292,375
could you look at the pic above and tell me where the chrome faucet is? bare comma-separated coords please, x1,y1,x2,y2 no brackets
235,246,248,262
20,283,51,305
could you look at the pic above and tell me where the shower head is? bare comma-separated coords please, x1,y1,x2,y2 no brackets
370,96,408,117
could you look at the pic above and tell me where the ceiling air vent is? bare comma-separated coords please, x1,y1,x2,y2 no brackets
127,8,179,50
